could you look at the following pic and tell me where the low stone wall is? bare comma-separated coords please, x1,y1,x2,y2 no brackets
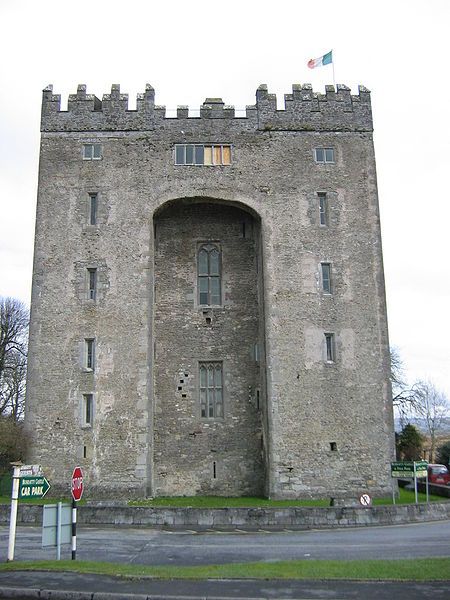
1,501,450,529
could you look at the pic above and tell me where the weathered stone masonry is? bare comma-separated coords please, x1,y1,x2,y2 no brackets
25,82,395,499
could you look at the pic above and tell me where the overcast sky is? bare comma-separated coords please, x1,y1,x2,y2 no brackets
1,0,449,397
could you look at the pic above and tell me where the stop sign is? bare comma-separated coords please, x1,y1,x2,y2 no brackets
71,466,84,501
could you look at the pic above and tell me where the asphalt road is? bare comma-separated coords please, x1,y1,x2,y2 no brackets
1,520,450,564
1,522,450,599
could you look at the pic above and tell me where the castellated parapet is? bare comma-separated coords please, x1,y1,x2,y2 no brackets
41,83,373,132
27,81,394,501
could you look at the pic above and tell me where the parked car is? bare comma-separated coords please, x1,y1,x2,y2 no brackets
427,464,450,485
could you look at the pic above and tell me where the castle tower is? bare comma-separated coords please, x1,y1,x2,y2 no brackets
25,83,395,499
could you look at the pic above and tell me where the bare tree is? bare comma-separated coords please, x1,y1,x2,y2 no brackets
390,347,422,427
414,381,450,462
0,297,29,419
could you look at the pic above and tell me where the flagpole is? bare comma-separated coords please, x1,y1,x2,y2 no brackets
331,49,336,90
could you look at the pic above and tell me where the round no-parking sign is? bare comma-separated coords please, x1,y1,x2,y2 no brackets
359,493,372,507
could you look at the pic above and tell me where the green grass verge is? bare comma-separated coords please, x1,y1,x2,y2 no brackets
1,487,446,507
128,488,445,507
0,557,449,580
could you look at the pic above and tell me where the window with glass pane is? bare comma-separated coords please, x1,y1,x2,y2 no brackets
198,244,221,305
325,148,334,162
89,193,97,225
83,393,93,425
87,268,97,300
85,339,95,370
318,193,328,226
321,263,332,294
325,333,335,362
83,144,102,160
174,144,231,165
199,362,223,418
315,147,334,163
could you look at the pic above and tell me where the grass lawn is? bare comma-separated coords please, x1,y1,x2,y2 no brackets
128,487,445,507
0,557,449,580
0,487,446,507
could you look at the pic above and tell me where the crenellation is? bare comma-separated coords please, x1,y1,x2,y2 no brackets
176,106,189,119
136,84,155,110
68,84,102,113
40,83,373,132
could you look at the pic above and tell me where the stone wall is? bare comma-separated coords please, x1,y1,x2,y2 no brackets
2,502,450,529
153,202,264,496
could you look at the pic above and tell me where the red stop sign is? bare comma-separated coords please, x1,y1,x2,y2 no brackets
71,466,84,501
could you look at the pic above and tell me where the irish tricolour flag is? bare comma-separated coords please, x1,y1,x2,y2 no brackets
307,50,333,69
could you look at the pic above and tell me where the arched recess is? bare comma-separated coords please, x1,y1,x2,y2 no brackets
150,197,267,497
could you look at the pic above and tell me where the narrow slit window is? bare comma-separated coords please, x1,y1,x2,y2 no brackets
199,362,223,419
321,263,332,294
87,268,97,300
89,193,98,225
83,393,93,426
325,333,335,363
198,244,221,306
318,193,328,226
85,338,95,371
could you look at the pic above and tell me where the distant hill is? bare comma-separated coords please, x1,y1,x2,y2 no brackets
394,417,450,434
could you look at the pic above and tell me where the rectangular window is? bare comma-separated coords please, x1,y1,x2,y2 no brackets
175,144,232,166
199,362,223,418
89,193,98,225
324,333,335,362
315,148,334,163
198,243,221,306
321,263,332,294
318,192,328,226
87,268,97,300
83,144,102,160
82,393,93,426
85,339,95,371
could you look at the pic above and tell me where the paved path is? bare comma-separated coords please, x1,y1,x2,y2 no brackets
0,572,450,600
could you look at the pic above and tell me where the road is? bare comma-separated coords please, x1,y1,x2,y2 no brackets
1,522,450,599
1,520,450,564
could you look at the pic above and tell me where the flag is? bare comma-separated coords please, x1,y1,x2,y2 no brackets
307,50,333,69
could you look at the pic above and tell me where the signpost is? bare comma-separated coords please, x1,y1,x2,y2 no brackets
359,493,372,507
391,461,427,478
19,464,43,477
70,466,84,560
71,467,84,501
7,463,49,561
391,460,428,504
42,503,72,560
19,476,50,499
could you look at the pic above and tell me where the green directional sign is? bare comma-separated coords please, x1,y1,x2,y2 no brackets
391,461,428,478
19,476,51,499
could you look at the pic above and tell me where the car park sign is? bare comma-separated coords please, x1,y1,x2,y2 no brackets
19,476,50,499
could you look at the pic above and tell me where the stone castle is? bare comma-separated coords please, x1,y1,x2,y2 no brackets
25,82,395,499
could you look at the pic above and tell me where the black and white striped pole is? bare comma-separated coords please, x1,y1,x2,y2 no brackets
71,466,84,560
71,497,77,560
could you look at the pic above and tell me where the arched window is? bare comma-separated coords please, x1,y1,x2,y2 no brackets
198,243,221,305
